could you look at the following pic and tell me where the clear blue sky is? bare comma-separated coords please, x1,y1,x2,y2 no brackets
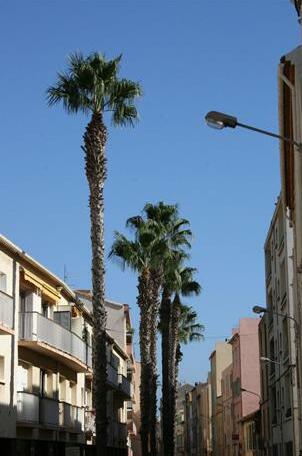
0,1,299,383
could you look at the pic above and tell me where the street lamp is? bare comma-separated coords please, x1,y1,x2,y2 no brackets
240,387,261,401
252,305,299,333
205,111,302,151
260,356,280,365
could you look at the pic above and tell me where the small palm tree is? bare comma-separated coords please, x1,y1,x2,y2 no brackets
47,52,142,456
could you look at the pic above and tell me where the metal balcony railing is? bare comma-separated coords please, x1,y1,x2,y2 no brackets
0,290,14,330
17,392,84,432
40,397,59,427
107,420,128,448
19,312,92,368
17,391,39,424
118,374,132,398
84,412,128,447
107,363,119,387
59,402,84,431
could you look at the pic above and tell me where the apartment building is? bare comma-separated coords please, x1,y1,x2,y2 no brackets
209,341,232,456
278,40,302,455
259,197,300,455
175,383,193,456
199,376,212,456
221,364,232,456
228,318,260,456
128,360,141,456
183,381,212,456
0,234,134,455
259,316,271,456
75,291,135,453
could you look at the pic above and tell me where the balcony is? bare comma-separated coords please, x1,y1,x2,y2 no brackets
118,374,132,398
107,363,119,388
108,421,128,448
59,402,84,431
0,290,14,334
17,391,39,424
40,397,59,427
17,392,84,433
19,312,92,372
84,413,128,447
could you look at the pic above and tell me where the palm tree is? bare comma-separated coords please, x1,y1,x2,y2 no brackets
160,264,202,456
110,218,163,455
110,203,191,455
171,302,204,450
47,52,142,456
142,203,192,455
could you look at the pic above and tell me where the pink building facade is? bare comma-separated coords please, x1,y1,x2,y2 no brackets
229,318,260,455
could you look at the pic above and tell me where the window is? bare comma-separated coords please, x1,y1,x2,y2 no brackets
278,216,285,248
0,356,4,383
53,310,71,330
271,386,277,424
265,250,272,280
17,362,31,392
285,375,292,418
280,261,286,301
42,301,48,318
40,369,47,397
267,291,273,326
0,272,7,293
283,319,289,359
269,339,275,375
285,441,293,455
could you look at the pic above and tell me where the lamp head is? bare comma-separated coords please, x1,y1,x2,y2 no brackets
252,305,267,315
205,111,238,129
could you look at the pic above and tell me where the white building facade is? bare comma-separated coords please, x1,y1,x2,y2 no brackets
0,234,134,456
260,197,300,455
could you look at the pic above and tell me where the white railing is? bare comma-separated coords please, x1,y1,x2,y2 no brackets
59,402,84,431
17,391,39,424
40,397,59,427
118,374,131,398
0,290,14,330
19,312,92,368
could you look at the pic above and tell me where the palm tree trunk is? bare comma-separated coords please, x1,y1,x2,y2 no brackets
160,287,173,456
83,112,107,456
149,270,161,456
169,296,181,456
138,267,153,456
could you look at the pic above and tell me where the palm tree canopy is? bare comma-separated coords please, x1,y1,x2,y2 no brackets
110,202,193,275
47,52,142,125
109,219,169,273
178,302,204,344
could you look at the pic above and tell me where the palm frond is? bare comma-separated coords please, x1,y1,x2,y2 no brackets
47,51,142,119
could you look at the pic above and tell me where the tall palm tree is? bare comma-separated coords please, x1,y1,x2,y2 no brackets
109,219,162,456
47,52,142,456
110,203,191,455
143,203,192,455
171,302,204,451
160,264,201,456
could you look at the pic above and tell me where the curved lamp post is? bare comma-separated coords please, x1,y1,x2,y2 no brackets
240,387,261,401
260,356,280,366
205,111,302,151
252,305,299,333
